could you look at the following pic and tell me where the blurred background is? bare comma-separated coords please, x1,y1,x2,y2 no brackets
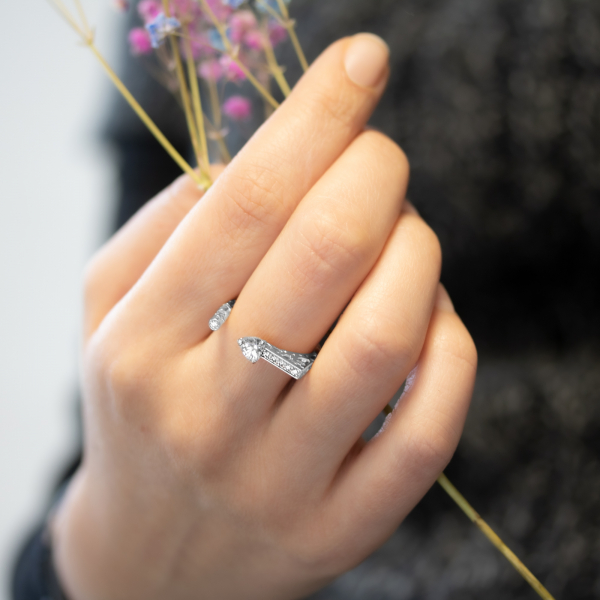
0,3,117,598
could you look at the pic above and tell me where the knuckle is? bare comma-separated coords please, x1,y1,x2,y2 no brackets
293,214,369,288
405,417,459,475
435,313,478,373
410,219,443,277
285,530,344,576
360,131,410,176
343,317,415,380
219,161,284,239
87,332,161,424
301,84,358,132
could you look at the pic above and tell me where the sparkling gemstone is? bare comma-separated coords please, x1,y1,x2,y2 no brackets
238,337,264,363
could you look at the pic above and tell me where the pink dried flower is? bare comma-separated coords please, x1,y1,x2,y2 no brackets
188,34,215,59
137,0,161,23
219,55,246,82
171,0,200,20
128,27,153,55
112,0,130,12
244,30,265,50
199,59,223,81
204,0,233,22
228,10,257,44
219,55,247,81
223,95,252,121
268,21,287,47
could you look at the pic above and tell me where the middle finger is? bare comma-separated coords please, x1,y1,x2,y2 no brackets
204,131,409,407
113,35,390,348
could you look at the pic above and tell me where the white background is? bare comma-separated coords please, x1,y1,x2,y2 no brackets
0,2,120,597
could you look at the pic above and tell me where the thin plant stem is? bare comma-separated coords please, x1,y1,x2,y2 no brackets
383,404,555,600
208,78,222,128
275,0,308,72
231,59,279,109
206,79,231,164
49,0,87,37
49,0,206,187
197,0,280,109
216,136,232,164
87,44,208,188
182,24,210,175
437,475,556,600
72,0,91,36
262,20,291,97
161,0,204,173
256,0,308,74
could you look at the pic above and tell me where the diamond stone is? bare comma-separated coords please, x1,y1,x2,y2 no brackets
238,337,264,363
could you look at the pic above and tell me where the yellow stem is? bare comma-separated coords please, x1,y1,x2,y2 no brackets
436,474,556,600
183,25,210,176
275,0,308,72
73,0,92,35
162,0,203,170
274,0,290,18
48,0,87,38
208,78,222,128
255,0,284,24
206,80,231,163
88,45,207,188
216,136,232,164
197,0,280,109
287,25,309,73
262,20,291,97
234,58,279,109
384,404,554,598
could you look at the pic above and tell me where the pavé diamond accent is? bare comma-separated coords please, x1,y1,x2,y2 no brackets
238,337,317,379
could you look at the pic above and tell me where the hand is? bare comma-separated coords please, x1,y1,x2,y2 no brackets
53,34,477,600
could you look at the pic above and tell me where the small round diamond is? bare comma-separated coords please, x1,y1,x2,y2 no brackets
238,337,264,363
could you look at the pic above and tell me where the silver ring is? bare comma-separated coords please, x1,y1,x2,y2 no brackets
209,299,236,331
238,337,317,380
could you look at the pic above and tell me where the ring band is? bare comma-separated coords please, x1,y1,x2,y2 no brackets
208,299,236,331
209,300,320,379
238,337,317,380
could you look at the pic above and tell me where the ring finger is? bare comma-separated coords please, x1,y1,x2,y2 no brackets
269,205,442,483
201,131,409,413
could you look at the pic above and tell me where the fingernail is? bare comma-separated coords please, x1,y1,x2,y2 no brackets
436,284,456,313
344,33,389,88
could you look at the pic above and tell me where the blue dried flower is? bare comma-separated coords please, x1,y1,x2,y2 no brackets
223,0,246,7
255,0,290,14
145,13,182,49
208,27,232,52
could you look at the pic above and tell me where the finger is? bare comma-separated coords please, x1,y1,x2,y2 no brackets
121,35,391,346
83,167,225,340
270,206,442,482
325,294,477,556
200,131,409,414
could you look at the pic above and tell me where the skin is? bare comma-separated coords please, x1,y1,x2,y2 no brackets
52,35,477,600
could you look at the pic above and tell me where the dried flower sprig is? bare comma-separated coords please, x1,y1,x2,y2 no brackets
48,0,210,188
51,2,556,597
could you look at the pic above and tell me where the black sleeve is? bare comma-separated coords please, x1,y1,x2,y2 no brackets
11,524,68,600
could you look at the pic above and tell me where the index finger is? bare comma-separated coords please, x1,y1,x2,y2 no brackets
123,34,391,347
